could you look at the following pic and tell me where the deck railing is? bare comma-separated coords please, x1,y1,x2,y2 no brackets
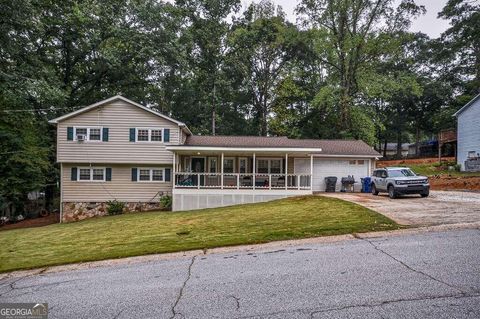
174,173,311,190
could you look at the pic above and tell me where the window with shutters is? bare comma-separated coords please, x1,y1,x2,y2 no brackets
137,168,166,182
135,128,166,142
77,167,106,182
73,127,104,142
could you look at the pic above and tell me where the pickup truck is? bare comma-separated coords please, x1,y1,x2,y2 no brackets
371,167,429,199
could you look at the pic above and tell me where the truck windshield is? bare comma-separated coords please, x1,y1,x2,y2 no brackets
388,169,416,177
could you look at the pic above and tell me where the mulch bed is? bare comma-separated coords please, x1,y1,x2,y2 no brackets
0,213,59,231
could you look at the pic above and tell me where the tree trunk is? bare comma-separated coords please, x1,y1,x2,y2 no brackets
383,139,388,158
415,124,420,157
396,130,402,159
212,81,216,135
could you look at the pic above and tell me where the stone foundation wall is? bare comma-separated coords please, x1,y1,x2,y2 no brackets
62,201,165,223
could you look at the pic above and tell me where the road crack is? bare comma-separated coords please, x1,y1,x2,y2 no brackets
170,255,196,319
228,295,240,311
356,235,467,295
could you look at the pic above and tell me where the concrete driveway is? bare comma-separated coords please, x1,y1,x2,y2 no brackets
322,191,480,226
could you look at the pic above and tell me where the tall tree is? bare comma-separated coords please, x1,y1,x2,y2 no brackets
296,0,425,136
229,1,297,135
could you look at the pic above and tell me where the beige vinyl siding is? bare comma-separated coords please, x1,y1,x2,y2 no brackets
62,163,172,202
57,100,180,164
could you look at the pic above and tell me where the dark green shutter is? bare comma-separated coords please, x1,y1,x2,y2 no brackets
131,168,137,181
71,167,77,181
67,127,74,141
102,128,109,141
164,129,170,142
165,168,171,182
106,168,112,181
129,128,136,142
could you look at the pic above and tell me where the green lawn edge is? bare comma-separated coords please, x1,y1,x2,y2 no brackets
0,195,401,273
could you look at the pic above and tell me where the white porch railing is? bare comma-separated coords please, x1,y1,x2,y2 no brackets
174,173,311,190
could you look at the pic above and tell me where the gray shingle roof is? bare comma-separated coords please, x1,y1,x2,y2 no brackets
184,135,380,156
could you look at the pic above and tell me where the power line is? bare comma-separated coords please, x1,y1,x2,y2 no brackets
0,107,74,112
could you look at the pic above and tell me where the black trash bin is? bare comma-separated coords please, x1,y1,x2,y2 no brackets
324,176,337,192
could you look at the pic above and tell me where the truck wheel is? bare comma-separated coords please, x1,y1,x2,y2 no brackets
371,184,379,195
421,191,429,198
388,185,397,199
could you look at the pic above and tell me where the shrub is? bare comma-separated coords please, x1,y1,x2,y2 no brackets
160,195,172,210
106,200,125,215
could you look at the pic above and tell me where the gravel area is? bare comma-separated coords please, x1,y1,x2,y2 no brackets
321,191,480,226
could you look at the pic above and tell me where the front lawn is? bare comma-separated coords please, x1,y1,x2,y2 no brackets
0,195,399,273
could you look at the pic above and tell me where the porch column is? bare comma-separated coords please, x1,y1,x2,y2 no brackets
253,153,256,190
221,152,224,189
310,154,314,190
172,152,176,188
285,153,288,190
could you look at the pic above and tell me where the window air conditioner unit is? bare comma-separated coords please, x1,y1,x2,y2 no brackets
76,134,86,142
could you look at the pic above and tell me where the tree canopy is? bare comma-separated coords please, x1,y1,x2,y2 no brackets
1,0,477,213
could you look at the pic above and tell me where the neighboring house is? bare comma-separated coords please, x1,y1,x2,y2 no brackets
454,94,480,172
49,95,380,222
379,143,410,158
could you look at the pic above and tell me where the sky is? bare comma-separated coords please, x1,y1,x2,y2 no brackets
241,0,451,38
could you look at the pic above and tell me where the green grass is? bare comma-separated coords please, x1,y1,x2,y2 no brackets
401,163,480,177
0,195,399,273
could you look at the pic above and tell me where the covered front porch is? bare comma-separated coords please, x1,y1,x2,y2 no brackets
172,151,314,191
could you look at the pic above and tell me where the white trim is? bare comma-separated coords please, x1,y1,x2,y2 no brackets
453,93,480,117
137,167,166,182
73,126,103,142
77,167,106,182
172,188,312,195
256,157,283,174
48,95,192,135
135,127,165,143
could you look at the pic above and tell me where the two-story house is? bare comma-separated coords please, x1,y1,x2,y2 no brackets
50,95,381,222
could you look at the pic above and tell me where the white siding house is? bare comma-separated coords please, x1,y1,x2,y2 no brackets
454,94,480,171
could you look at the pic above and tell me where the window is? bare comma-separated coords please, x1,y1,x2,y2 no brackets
256,158,282,174
208,157,217,173
270,159,281,174
152,169,163,181
78,167,105,181
138,168,165,182
136,128,164,142
79,168,91,181
89,128,101,141
92,169,104,180
239,158,248,174
151,129,162,141
139,169,150,181
74,127,103,141
349,160,365,165
223,158,235,173
137,129,149,141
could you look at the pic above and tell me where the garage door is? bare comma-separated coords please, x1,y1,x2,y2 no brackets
295,158,370,191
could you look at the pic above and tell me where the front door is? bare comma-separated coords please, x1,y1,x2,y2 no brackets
191,157,205,186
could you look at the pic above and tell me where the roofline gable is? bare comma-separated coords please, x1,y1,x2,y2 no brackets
453,93,480,117
48,95,192,135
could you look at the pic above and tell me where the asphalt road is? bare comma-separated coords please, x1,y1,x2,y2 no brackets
1,229,479,318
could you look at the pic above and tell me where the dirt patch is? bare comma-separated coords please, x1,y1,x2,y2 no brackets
0,213,59,231
430,175,480,191
378,157,455,167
